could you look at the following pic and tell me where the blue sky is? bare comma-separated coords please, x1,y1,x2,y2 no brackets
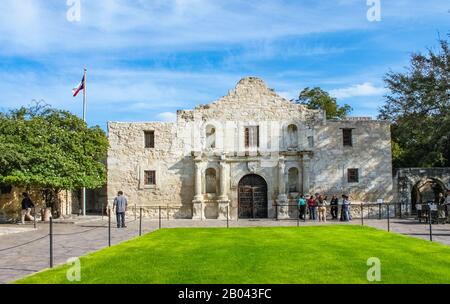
0,0,448,129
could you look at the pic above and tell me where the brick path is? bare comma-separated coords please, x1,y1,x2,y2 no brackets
1,217,449,284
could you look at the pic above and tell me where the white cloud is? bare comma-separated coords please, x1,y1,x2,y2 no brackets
156,111,177,122
330,82,387,99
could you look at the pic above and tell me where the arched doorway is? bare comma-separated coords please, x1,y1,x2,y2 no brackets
411,179,446,211
238,174,268,219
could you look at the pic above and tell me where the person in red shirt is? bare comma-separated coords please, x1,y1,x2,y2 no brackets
307,196,317,220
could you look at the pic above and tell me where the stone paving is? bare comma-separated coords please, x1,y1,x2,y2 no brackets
1,216,449,284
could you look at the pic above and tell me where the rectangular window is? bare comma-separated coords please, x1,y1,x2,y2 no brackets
343,129,353,147
245,126,259,148
348,169,359,183
144,171,156,185
144,131,155,148
307,136,314,148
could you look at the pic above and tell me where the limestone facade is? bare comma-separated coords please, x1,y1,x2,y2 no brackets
0,186,78,222
107,77,394,220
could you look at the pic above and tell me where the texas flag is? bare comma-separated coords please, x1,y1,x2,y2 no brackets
72,75,85,97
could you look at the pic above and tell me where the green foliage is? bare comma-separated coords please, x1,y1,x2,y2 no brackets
296,87,353,119
379,38,450,168
0,103,108,191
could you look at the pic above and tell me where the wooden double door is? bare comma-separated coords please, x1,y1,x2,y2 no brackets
238,174,268,219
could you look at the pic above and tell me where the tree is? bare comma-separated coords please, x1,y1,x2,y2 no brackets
295,87,353,119
379,38,450,168
0,103,109,211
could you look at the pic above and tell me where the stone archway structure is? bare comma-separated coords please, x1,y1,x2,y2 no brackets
396,168,450,214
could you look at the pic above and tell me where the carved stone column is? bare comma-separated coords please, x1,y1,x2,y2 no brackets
302,155,311,196
218,157,230,220
276,157,289,219
192,159,203,220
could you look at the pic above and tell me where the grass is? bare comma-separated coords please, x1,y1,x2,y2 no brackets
16,225,450,284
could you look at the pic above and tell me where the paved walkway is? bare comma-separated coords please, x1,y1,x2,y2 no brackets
1,217,449,284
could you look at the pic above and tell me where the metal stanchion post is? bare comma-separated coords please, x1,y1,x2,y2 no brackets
34,207,37,229
378,203,381,220
108,209,111,247
159,206,162,229
304,205,307,222
227,205,229,229
49,217,53,268
139,208,143,236
361,204,364,226
387,204,390,232
399,203,402,219
429,204,433,242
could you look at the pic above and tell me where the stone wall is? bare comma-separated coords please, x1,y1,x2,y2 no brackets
312,119,393,202
107,77,394,220
0,187,79,223
395,168,450,214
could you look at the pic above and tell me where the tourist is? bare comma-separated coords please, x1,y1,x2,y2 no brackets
445,190,450,223
330,195,339,220
307,195,317,220
113,191,128,228
20,192,35,225
342,195,351,222
437,193,446,223
318,196,328,222
298,195,306,220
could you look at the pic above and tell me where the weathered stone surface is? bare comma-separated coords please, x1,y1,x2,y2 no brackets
107,77,394,220
395,168,450,214
0,187,79,222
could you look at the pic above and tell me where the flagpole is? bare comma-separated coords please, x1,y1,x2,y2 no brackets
82,68,87,217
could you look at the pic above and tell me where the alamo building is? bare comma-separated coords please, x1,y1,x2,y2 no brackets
107,77,394,220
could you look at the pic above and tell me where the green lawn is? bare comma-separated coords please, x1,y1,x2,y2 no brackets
16,226,450,284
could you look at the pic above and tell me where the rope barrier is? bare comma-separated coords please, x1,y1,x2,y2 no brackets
53,226,107,236
0,234,49,253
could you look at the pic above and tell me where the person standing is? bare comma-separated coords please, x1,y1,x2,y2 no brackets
307,195,316,221
297,195,306,220
445,190,450,223
437,192,446,223
330,195,339,220
318,196,328,222
20,193,35,224
342,195,351,222
113,191,128,228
